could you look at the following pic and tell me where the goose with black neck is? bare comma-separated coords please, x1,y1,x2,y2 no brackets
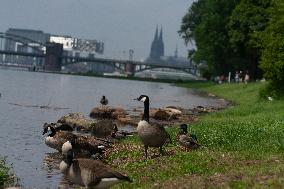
135,95,171,159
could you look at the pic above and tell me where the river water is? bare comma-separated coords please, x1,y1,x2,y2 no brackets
0,69,221,188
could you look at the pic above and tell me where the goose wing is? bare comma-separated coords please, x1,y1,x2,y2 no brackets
78,136,112,147
55,131,76,141
154,122,172,144
76,159,130,182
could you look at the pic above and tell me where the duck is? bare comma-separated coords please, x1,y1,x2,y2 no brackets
100,95,108,108
60,141,132,188
42,125,111,154
135,95,171,159
110,124,133,140
176,124,200,150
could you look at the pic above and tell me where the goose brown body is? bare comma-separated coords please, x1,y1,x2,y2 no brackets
60,159,130,188
45,131,75,151
136,95,171,158
60,141,131,188
137,120,169,147
43,126,110,153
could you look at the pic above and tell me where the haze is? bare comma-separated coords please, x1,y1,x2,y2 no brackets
0,0,194,60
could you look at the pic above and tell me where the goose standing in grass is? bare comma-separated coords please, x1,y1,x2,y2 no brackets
42,125,111,154
135,95,171,159
100,95,108,108
60,141,131,188
176,124,200,150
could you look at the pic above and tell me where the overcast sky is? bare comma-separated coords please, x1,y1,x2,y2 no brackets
0,0,194,60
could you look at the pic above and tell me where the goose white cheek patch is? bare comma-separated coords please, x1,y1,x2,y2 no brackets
140,97,146,102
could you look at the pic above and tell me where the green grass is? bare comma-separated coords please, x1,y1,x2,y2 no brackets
0,158,11,187
107,81,284,189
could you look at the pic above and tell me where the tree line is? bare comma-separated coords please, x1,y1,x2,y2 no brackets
179,0,284,96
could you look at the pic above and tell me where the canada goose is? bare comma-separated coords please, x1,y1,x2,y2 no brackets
60,141,131,188
43,122,74,132
100,95,108,108
176,124,200,150
136,95,171,159
42,125,111,154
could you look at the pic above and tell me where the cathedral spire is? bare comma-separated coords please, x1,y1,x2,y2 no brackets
159,27,163,42
154,25,159,42
159,27,164,57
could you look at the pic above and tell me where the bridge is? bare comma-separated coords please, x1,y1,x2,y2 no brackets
0,32,198,76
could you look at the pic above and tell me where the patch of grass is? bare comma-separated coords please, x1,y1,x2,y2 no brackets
107,81,284,188
0,158,15,188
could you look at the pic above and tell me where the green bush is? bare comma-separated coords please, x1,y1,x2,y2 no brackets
259,81,284,100
0,159,9,186
259,0,284,97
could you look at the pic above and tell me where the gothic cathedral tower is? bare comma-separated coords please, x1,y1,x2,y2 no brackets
149,26,164,61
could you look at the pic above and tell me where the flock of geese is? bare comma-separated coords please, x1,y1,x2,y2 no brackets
42,95,200,188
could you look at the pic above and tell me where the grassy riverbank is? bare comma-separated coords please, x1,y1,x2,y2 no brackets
108,81,284,188
0,158,12,187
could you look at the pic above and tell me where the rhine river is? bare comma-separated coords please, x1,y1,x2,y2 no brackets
0,69,222,188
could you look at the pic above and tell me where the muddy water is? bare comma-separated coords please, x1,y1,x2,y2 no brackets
0,69,222,188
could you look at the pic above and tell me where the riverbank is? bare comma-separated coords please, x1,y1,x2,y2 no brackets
64,71,199,84
107,81,284,188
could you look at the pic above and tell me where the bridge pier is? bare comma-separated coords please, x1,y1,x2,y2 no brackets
125,63,135,76
45,42,63,71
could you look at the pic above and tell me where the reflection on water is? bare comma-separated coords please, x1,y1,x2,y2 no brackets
0,69,221,188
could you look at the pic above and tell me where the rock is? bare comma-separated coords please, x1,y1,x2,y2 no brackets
58,113,95,131
153,109,171,120
89,106,128,119
149,107,182,121
117,116,139,126
92,119,115,137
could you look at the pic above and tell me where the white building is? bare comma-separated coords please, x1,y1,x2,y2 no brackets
49,36,73,50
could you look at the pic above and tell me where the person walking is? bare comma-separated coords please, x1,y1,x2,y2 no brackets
244,71,250,86
235,71,239,83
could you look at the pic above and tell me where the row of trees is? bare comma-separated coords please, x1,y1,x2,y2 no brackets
179,0,283,95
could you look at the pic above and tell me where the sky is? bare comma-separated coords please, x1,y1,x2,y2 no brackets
0,0,194,60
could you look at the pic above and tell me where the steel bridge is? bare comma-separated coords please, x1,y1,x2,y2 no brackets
0,32,197,75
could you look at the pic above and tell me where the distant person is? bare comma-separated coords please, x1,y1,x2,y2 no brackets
244,71,250,85
239,71,243,83
219,75,225,84
214,76,220,84
235,71,239,83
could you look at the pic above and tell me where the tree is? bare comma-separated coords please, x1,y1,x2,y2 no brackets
259,0,284,97
179,0,240,78
228,0,271,79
